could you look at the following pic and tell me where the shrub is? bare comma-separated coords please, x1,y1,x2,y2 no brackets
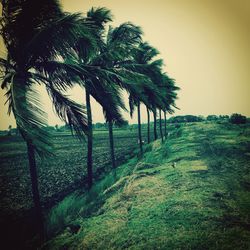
160,143,171,158
46,193,86,237
207,115,218,121
229,113,247,124
175,124,181,129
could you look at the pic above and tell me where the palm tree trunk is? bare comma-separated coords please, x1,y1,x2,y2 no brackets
159,110,163,142
153,110,157,140
27,141,44,240
164,111,167,139
108,121,116,169
86,90,93,189
137,102,143,155
147,106,150,144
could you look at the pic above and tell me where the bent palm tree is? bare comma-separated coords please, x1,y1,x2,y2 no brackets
76,8,147,179
160,74,180,138
141,57,178,143
99,22,146,162
129,42,163,145
75,7,125,187
144,60,165,142
0,0,94,238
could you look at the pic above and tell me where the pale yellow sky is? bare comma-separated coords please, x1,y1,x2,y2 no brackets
0,0,250,129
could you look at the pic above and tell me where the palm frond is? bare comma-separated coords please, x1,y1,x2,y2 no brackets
129,94,136,117
75,7,113,63
107,22,142,47
0,57,15,85
1,0,63,62
34,60,86,91
100,22,143,63
4,88,13,115
27,13,95,65
87,7,113,31
0,58,14,69
46,83,88,137
1,71,15,89
9,74,53,156
85,77,126,124
133,42,160,64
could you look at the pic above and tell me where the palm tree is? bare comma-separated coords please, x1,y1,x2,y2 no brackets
150,71,180,142
160,74,180,138
141,58,179,143
74,7,125,187
100,22,146,161
0,0,94,239
76,8,148,178
130,42,164,144
127,82,156,155
146,62,166,142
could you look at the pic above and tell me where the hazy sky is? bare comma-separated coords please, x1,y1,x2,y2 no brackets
0,0,250,129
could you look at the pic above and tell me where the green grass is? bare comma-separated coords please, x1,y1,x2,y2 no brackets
43,122,250,250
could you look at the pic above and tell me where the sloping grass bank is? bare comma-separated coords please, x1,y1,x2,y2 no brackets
43,122,250,249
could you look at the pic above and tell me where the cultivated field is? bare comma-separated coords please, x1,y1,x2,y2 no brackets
0,127,162,214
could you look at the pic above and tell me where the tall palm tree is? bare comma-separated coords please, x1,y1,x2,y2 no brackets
90,24,160,161
146,64,166,142
142,59,179,143
150,70,180,142
130,42,164,144
99,22,146,162
0,0,94,238
73,7,127,187
160,74,180,138
128,81,156,155
80,7,113,188
76,8,148,177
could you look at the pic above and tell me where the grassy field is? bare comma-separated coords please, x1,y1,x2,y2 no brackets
43,121,250,250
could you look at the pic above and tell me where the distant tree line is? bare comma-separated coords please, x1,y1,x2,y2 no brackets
4,112,248,136
166,114,247,124
229,113,247,124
